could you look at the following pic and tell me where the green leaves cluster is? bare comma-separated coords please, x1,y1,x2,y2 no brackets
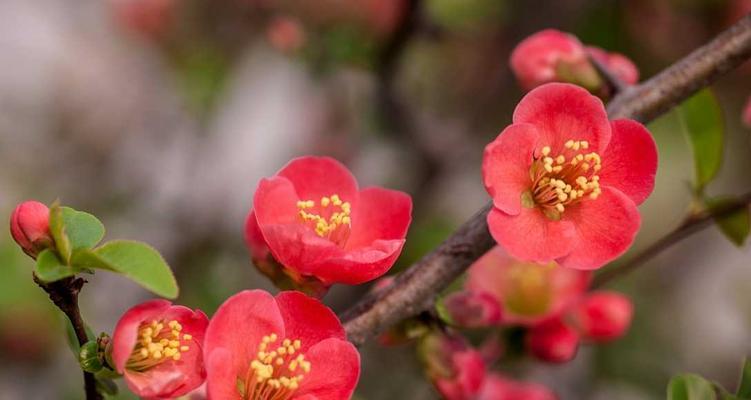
35,204,179,299
667,359,751,400
677,89,750,247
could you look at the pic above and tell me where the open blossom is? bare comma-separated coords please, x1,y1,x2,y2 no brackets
510,29,639,92
111,300,209,399
477,374,556,400
204,290,360,400
459,246,590,326
482,83,657,269
246,156,412,293
10,200,52,258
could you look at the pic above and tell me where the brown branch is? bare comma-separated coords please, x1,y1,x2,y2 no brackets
35,276,102,400
588,52,629,95
341,14,751,346
592,192,751,288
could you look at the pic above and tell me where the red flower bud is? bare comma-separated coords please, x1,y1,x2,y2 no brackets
571,291,633,342
442,291,502,328
419,332,486,400
10,201,52,258
526,318,579,363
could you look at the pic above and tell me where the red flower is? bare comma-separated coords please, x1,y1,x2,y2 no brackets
477,374,557,400
111,300,209,399
462,247,590,326
570,291,633,342
246,156,412,291
525,318,580,364
510,30,599,91
420,333,486,400
203,290,360,400
10,200,52,259
587,46,639,85
482,83,657,269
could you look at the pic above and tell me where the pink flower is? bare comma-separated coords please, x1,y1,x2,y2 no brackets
246,156,412,292
482,83,657,270
203,290,360,400
510,30,599,91
587,46,639,85
111,300,209,399
525,318,579,364
442,291,503,328
570,291,633,342
267,16,306,53
10,200,52,258
477,374,557,400
420,333,486,400
462,246,590,326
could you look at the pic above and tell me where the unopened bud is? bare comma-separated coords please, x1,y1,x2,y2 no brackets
570,291,633,342
526,318,579,363
441,291,502,328
9,201,52,259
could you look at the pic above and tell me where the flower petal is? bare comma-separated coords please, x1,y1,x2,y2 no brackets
512,83,611,154
308,239,405,285
274,291,346,352
203,290,285,395
244,211,270,260
346,187,412,250
557,187,641,270
487,207,576,264
112,299,172,373
294,338,360,400
276,156,359,202
598,119,657,206
482,123,539,216
205,348,242,400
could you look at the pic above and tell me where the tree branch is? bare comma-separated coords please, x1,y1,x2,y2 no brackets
35,276,102,400
592,192,751,288
341,14,751,346
588,52,629,95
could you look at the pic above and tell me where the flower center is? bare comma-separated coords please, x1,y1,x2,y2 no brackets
297,194,352,245
126,320,192,372
237,333,311,400
527,139,602,219
504,262,555,317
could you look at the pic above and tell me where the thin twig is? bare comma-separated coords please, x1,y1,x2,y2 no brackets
341,14,751,347
588,52,629,95
592,192,751,288
35,276,102,400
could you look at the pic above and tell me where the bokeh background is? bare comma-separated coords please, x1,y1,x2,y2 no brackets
1,0,751,399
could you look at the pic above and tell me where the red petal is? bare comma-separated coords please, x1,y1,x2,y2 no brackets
276,156,359,202
294,338,360,400
244,211,270,260
513,83,611,154
482,123,539,216
557,187,641,270
274,291,345,352
599,119,657,206
203,290,285,396
510,29,586,90
346,187,412,250
487,207,576,264
205,348,242,400
112,299,172,373
308,239,405,285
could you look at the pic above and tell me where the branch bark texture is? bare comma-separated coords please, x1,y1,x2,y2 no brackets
342,14,751,346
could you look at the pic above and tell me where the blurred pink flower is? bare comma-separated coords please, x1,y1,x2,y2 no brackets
477,374,557,400
525,318,580,364
570,291,634,342
267,16,306,53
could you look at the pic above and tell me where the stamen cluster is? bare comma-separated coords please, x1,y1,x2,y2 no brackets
240,334,311,400
530,140,602,216
127,320,191,371
297,194,352,239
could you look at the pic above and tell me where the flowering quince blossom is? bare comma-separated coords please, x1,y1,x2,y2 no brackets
203,290,360,400
482,83,657,269
246,156,412,293
111,299,209,399
446,246,590,327
420,333,486,400
570,292,634,342
477,374,557,400
525,317,580,363
10,200,52,258
510,29,639,92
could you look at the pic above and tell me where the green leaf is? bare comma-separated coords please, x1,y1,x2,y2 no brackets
668,374,718,400
737,358,751,397
707,197,750,247
35,249,76,282
677,89,725,192
72,240,178,299
49,205,105,263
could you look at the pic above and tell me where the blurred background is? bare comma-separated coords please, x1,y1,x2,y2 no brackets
1,0,751,398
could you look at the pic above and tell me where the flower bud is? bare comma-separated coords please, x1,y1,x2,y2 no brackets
526,318,579,363
442,291,502,328
419,332,486,400
571,291,633,342
10,201,52,258
79,340,104,373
